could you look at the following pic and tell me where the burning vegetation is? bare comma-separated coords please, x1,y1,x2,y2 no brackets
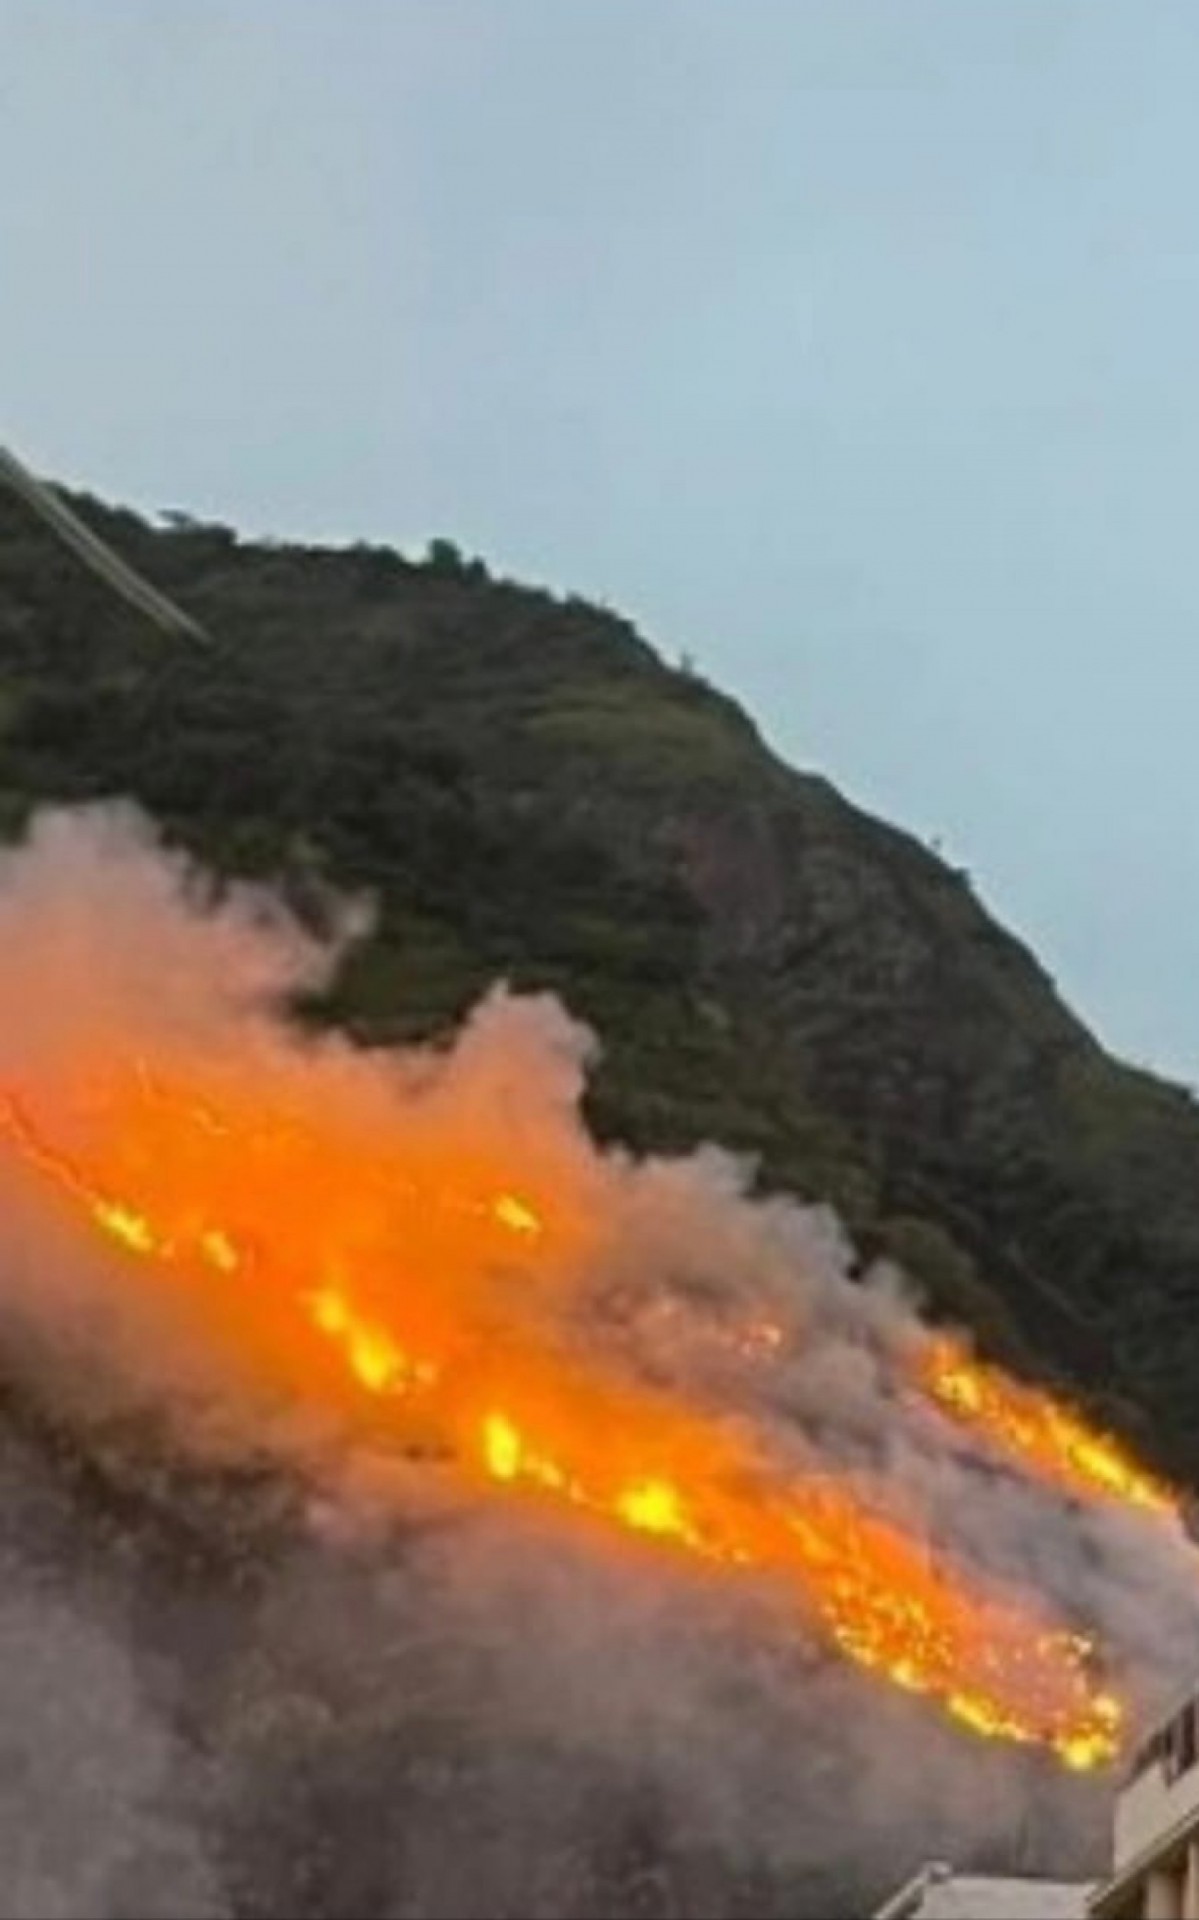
0,1066,1129,1769
0,813,1190,1781
0,791,1191,1858
917,1336,1174,1517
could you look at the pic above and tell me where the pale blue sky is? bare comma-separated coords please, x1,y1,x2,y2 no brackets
4,3,1198,1076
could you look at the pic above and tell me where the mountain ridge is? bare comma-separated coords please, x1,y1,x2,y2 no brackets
3,476,1197,1483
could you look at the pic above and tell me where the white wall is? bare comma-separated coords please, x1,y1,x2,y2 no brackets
1116,1761,1199,1870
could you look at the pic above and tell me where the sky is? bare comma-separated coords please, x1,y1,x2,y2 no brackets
3,2,1199,1078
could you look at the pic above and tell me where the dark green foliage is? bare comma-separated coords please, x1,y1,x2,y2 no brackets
423,536,489,583
4,479,1199,1483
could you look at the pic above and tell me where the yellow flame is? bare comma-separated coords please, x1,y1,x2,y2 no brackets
918,1337,1175,1517
616,1478,697,1543
199,1228,239,1274
483,1412,522,1482
92,1200,158,1255
306,1284,438,1397
494,1193,541,1237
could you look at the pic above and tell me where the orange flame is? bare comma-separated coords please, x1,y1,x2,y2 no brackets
916,1335,1176,1519
472,1399,1120,1771
0,1072,1124,1769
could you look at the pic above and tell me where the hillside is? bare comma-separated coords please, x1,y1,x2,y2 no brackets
3,477,1199,1492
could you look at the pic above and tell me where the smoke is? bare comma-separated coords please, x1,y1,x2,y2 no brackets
0,802,1194,1915
0,1427,226,1919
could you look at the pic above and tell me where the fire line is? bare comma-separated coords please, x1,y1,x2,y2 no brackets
0,1073,1128,1770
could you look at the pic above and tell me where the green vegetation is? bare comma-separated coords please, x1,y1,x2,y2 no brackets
4,480,1199,1482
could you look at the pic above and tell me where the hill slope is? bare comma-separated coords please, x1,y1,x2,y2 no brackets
3,480,1198,1485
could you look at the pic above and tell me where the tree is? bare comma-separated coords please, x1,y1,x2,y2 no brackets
424,537,466,576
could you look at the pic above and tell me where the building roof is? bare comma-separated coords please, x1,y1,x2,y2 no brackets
914,1879,1089,1919
874,1862,1091,1920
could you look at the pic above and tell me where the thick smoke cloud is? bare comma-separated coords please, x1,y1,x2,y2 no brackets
0,803,1194,1916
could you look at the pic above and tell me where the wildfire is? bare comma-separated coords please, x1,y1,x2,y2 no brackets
0,1070,1127,1770
916,1335,1176,1518
473,1401,1120,1769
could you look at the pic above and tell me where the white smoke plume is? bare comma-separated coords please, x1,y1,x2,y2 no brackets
0,802,1193,1916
